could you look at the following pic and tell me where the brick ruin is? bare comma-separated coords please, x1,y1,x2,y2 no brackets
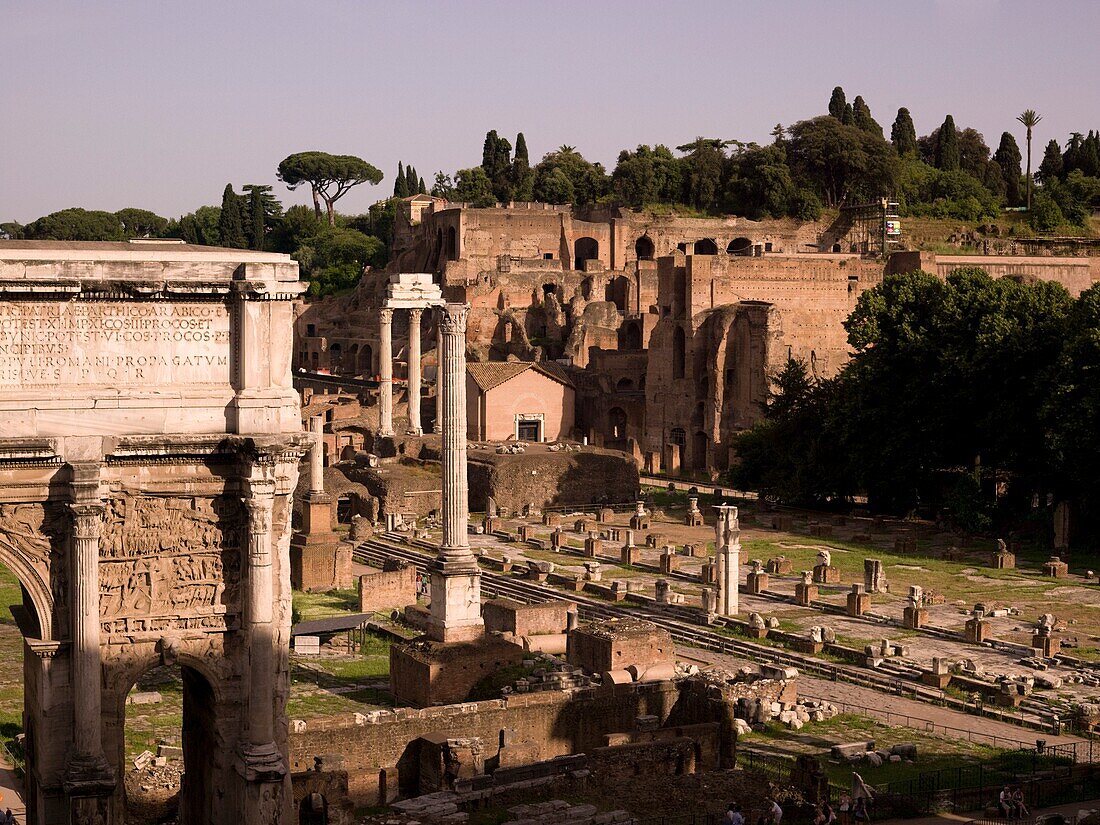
296,201,1099,478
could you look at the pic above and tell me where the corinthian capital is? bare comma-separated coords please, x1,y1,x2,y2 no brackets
379,307,393,325
69,504,105,540
436,303,470,335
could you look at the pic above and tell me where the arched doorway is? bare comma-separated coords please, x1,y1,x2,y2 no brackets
446,226,458,261
121,661,219,824
672,327,686,379
693,238,718,255
635,235,654,261
622,321,642,351
693,431,709,471
574,237,599,270
300,792,329,825
328,343,342,372
358,344,373,375
605,276,629,312
727,237,752,256
608,407,628,439
615,378,634,392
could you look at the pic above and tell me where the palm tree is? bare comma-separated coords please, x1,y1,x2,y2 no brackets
1016,109,1043,210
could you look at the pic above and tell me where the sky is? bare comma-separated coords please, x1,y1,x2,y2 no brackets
2,0,1099,224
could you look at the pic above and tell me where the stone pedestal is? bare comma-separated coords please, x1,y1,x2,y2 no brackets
846,585,870,617
621,544,640,566
543,512,562,528
291,493,348,591
745,625,768,640
483,516,499,534
549,528,564,550
518,524,534,543
864,559,887,593
894,535,917,554
645,532,666,549
714,505,740,617
903,605,927,630
746,571,769,594
574,518,595,534
921,670,952,689
1043,556,1069,578
812,564,840,584
700,561,716,584
629,501,650,530
965,617,988,643
795,582,818,606
655,579,671,605
1033,633,1060,657
766,557,793,575
791,639,825,655
992,549,1016,569
659,552,680,575
598,507,614,523
584,533,601,557
686,542,706,558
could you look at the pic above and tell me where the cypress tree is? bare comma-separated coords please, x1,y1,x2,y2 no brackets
1037,139,1063,183
217,184,246,249
852,96,881,136
481,131,499,175
394,162,409,198
890,108,918,156
828,87,847,120
512,132,534,201
842,102,854,126
248,188,265,249
418,177,427,195
405,164,418,195
935,115,960,171
993,132,1023,206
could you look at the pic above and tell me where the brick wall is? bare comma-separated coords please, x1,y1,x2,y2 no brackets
358,565,417,613
483,599,573,636
467,449,638,512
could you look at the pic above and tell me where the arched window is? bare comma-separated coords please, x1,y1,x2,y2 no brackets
328,342,342,371
694,238,718,255
635,235,655,261
574,237,599,270
615,377,634,392
622,321,642,351
358,344,373,375
669,427,686,447
727,237,752,256
672,326,686,379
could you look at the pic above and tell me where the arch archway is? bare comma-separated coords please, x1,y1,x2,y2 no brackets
358,344,373,375
672,326,686,379
727,237,752,256
615,378,634,392
300,792,329,825
574,237,599,270
446,226,458,261
605,276,629,312
608,407,628,440
328,343,342,371
622,321,642,351
634,235,654,261
693,238,718,255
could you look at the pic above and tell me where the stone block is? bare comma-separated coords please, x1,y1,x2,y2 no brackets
621,545,640,566
795,582,818,606
598,507,615,524
1033,634,1060,657
846,591,870,617
746,571,769,594
518,524,535,542
766,557,793,575
812,564,840,584
903,605,927,630
543,512,562,528
584,535,602,557
484,515,499,534
685,542,707,558
659,553,680,575
1043,556,1069,578
992,549,1015,569
965,617,988,643
894,535,918,554
645,533,666,549
700,561,716,585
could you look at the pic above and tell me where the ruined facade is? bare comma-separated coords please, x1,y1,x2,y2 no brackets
0,241,307,825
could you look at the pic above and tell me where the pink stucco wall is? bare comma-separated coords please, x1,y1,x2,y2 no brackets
467,369,575,442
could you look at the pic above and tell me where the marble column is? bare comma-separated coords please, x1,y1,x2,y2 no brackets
238,478,284,778
378,307,394,437
428,303,484,643
64,462,114,807
407,307,423,435
309,415,324,494
714,504,740,617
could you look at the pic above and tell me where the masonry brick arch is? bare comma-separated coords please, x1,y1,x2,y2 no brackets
727,237,752,255
694,238,718,255
574,237,599,270
635,235,655,261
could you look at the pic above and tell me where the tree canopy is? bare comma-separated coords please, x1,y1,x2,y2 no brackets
277,151,383,225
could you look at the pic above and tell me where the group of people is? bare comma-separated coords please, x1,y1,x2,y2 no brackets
999,786,1031,821
723,798,784,825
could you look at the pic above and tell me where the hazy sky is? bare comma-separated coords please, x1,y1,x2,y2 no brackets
3,0,1098,223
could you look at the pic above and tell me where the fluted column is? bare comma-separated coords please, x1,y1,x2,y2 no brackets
238,478,284,776
407,307,423,435
428,302,483,643
378,308,394,436
714,504,740,617
437,303,471,561
309,415,324,494
70,502,106,759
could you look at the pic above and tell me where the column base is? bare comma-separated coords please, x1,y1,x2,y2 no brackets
427,566,484,643
63,752,116,796
234,742,287,782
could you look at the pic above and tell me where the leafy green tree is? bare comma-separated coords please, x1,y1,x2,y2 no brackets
675,138,727,211
1017,109,1043,210
394,162,409,198
511,132,535,201
218,184,247,249
934,115,960,171
1037,138,1063,183
276,151,384,225
956,128,992,182
993,132,1023,205
266,204,322,254
168,205,221,246
1028,190,1065,231
828,86,847,120
418,176,427,195
890,108,918,156
533,167,574,204
241,184,282,250
723,144,796,218
611,144,682,208
0,222,24,239
851,96,881,137
115,208,168,238
23,208,125,241
532,147,608,205
786,117,898,206
453,167,497,207
430,172,455,200
296,227,383,297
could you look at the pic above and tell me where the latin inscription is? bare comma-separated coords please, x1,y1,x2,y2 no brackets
0,301,231,387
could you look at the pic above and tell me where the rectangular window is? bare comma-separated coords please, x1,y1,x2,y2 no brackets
306,324,316,336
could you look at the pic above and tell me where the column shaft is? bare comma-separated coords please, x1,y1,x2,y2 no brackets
245,489,276,746
309,415,324,494
407,308,423,435
70,503,105,758
378,308,394,436
438,303,470,558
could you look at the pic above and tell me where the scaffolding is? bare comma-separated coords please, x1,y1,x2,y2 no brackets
840,197,901,258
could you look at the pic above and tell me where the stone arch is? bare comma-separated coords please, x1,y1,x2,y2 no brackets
605,275,630,312
727,237,752,256
446,226,458,261
608,407,628,439
0,514,56,641
358,344,373,375
615,378,634,392
693,238,718,255
300,792,329,825
635,235,655,261
328,342,342,371
672,326,686,379
574,237,599,270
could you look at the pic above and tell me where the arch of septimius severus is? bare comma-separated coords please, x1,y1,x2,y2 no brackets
0,241,310,824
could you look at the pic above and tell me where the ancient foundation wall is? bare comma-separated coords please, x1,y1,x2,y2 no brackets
358,566,417,613
466,449,639,512
288,680,681,805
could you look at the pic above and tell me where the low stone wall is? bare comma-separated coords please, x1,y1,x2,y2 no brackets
467,449,639,512
358,565,417,613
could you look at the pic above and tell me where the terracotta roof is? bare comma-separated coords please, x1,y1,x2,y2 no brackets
466,361,575,393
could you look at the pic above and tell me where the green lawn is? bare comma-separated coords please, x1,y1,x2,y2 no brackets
0,567,24,766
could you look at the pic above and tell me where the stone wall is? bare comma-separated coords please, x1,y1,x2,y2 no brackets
483,599,574,637
466,448,639,512
886,251,1098,296
358,565,417,613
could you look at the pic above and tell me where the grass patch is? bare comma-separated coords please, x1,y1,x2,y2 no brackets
292,588,360,622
